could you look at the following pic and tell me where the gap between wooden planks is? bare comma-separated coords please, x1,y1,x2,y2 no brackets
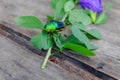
0,21,118,80
0,22,101,80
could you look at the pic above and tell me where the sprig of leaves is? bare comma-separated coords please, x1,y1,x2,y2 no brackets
14,0,111,69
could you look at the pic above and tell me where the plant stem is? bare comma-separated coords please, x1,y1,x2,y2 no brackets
61,12,69,22
41,47,52,69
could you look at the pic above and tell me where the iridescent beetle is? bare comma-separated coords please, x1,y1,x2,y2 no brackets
44,20,65,32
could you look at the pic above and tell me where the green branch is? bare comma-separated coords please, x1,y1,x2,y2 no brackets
61,12,69,22
41,47,52,69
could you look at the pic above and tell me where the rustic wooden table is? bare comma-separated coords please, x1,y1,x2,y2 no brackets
0,0,120,80
0,35,80,80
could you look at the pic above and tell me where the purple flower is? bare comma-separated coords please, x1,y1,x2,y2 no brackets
80,0,102,13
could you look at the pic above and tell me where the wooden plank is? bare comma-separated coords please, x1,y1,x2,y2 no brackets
0,0,51,37
0,23,115,80
0,35,75,80
0,0,120,79
0,32,102,80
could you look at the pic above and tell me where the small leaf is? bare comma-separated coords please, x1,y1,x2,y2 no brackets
53,33,63,51
47,15,55,21
64,43,96,56
88,44,98,50
74,24,102,40
85,29,102,40
69,9,91,26
84,9,90,14
64,35,98,50
64,0,75,12
105,3,113,11
30,31,53,50
64,35,82,44
41,31,53,49
53,0,67,18
71,24,93,50
30,33,43,50
51,0,59,11
15,16,44,29
96,12,108,25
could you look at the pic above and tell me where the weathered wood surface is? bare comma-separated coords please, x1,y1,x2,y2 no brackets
0,0,120,79
0,25,103,80
0,34,83,80
0,0,51,37
0,0,103,80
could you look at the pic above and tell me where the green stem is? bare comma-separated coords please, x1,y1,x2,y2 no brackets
61,12,69,22
41,47,52,69
90,10,97,24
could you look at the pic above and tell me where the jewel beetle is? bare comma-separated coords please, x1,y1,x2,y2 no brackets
44,20,65,32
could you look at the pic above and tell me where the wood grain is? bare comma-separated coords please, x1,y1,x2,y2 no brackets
0,0,120,79
0,32,102,80
0,35,80,80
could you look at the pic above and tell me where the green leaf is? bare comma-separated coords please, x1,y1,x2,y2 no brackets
69,9,91,26
83,9,91,14
47,15,55,21
53,0,67,18
88,44,98,50
30,31,53,50
64,43,96,56
64,35,82,44
96,12,108,25
53,33,63,51
15,16,44,29
64,0,75,12
30,33,43,50
64,35,98,50
51,0,59,11
71,24,94,50
105,3,113,11
41,31,53,49
74,23,102,40
85,29,102,40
